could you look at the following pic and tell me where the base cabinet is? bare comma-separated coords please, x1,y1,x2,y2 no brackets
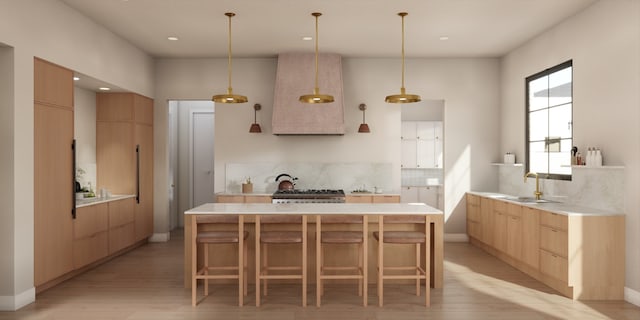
73,204,109,269
466,193,625,300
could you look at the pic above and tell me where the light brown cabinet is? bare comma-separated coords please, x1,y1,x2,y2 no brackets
34,58,75,287
345,195,400,203
73,204,109,269
467,193,625,300
97,93,154,242
466,194,482,240
215,194,272,203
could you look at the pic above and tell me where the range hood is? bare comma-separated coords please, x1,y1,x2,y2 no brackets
272,52,345,135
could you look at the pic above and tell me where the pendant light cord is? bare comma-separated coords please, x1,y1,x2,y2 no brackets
226,13,234,93
314,13,319,94
401,13,406,91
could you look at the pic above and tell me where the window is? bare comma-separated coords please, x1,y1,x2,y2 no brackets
526,60,572,180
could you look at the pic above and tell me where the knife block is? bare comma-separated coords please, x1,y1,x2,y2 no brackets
242,183,253,194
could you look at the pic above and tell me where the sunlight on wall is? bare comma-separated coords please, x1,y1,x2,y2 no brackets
444,144,471,222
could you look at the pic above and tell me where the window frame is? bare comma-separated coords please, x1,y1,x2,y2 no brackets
525,60,573,181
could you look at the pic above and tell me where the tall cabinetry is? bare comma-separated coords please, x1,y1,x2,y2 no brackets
97,93,154,242
34,58,75,286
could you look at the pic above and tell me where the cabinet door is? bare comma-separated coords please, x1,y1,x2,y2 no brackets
434,124,443,168
418,186,438,208
97,122,135,194
416,140,435,168
493,207,508,253
400,187,419,203
73,204,109,269
345,195,372,203
506,204,523,260
416,121,435,140
34,58,73,108
134,124,154,241
109,198,135,228
480,197,494,245
34,103,74,286
245,195,272,203
521,207,540,269
401,121,417,140
401,140,417,168
216,195,245,203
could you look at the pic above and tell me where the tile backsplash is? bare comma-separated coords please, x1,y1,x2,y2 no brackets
401,168,443,186
498,165,624,213
226,162,394,193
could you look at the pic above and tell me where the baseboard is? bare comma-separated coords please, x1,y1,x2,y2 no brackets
625,287,640,307
149,232,170,242
444,233,469,242
0,287,35,311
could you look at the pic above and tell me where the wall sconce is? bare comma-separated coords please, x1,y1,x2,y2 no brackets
358,103,370,133
249,103,262,133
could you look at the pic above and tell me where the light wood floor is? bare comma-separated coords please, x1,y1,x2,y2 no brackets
3,229,639,320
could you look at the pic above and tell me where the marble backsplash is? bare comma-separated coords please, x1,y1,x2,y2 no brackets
498,165,624,213
226,162,394,194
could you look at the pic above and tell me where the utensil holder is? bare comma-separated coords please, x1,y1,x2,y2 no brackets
242,183,253,194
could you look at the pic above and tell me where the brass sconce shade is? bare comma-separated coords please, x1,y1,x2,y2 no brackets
249,103,262,133
358,103,370,133
385,12,421,104
299,12,334,104
212,12,248,104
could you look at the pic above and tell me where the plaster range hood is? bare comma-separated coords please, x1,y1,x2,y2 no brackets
272,52,345,135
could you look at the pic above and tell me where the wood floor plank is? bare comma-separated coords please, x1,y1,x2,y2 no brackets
1,229,638,320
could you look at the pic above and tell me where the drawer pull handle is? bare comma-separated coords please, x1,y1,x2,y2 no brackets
552,254,558,258
551,229,558,232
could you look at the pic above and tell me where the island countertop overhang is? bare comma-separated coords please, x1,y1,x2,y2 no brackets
185,202,443,216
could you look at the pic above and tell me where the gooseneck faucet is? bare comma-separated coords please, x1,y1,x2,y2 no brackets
524,172,543,200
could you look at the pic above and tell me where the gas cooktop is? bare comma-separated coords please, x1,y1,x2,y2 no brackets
272,189,345,199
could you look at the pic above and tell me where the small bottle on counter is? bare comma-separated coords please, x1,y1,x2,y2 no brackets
595,148,603,166
576,152,583,166
586,147,593,167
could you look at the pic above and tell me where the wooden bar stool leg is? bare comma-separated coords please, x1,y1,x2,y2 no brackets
416,243,421,296
316,216,322,307
243,237,248,296
425,218,431,307
263,243,268,296
363,215,368,307
191,217,198,307
238,216,244,307
203,243,209,297
378,216,384,307
255,215,261,307
358,242,363,296
302,215,308,307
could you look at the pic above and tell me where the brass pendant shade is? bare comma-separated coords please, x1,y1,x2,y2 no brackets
385,12,421,104
249,103,262,133
358,103,370,133
299,12,334,104
212,12,248,104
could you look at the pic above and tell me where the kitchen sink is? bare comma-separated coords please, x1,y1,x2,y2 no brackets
505,196,557,204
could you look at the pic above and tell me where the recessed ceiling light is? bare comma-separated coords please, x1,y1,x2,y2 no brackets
167,36,179,41
73,76,80,81
439,36,449,41
99,87,111,91
302,36,312,41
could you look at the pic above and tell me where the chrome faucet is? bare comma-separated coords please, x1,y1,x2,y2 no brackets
524,172,543,200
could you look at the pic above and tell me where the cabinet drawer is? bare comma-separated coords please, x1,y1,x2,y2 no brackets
216,195,245,203
346,195,372,203
372,195,400,203
540,211,567,231
109,223,135,254
540,249,568,283
73,231,108,269
74,204,109,239
540,225,568,257
493,199,507,214
109,198,135,228
245,195,272,203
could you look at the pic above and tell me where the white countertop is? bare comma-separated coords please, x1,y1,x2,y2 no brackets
468,191,623,216
185,202,442,215
76,194,136,208
216,192,273,196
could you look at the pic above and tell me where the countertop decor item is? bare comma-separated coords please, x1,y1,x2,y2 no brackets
242,177,253,193
249,103,262,133
357,103,370,133
299,12,334,104
212,12,248,104
385,12,421,104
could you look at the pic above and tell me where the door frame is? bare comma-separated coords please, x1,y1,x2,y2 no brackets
188,109,215,209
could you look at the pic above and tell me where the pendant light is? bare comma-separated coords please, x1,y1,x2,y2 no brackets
357,103,370,133
249,103,262,133
212,12,248,104
299,12,334,104
385,12,421,104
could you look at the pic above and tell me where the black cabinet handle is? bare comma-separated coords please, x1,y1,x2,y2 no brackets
136,145,140,204
72,139,76,219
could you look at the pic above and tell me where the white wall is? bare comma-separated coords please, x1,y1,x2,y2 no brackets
499,0,640,298
73,87,97,189
0,0,154,309
154,57,500,235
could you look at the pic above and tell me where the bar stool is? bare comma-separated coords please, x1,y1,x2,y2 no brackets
373,215,430,307
255,215,308,306
316,215,368,306
191,215,248,306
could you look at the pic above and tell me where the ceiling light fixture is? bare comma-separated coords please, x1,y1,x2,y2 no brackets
73,76,80,81
99,87,111,91
357,103,370,133
212,12,248,104
249,103,262,133
167,36,179,41
385,12,421,104
302,36,313,41
299,12,334,104
439,36,449,41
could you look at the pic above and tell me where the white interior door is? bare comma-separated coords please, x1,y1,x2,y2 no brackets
168,102,179,229
192,112,215,207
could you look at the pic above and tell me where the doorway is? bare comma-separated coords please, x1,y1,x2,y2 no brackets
168,100,215,228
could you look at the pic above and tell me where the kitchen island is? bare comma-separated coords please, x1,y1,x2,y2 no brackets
184,203,444,290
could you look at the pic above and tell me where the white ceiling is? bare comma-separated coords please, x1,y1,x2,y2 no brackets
60,0,598,59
